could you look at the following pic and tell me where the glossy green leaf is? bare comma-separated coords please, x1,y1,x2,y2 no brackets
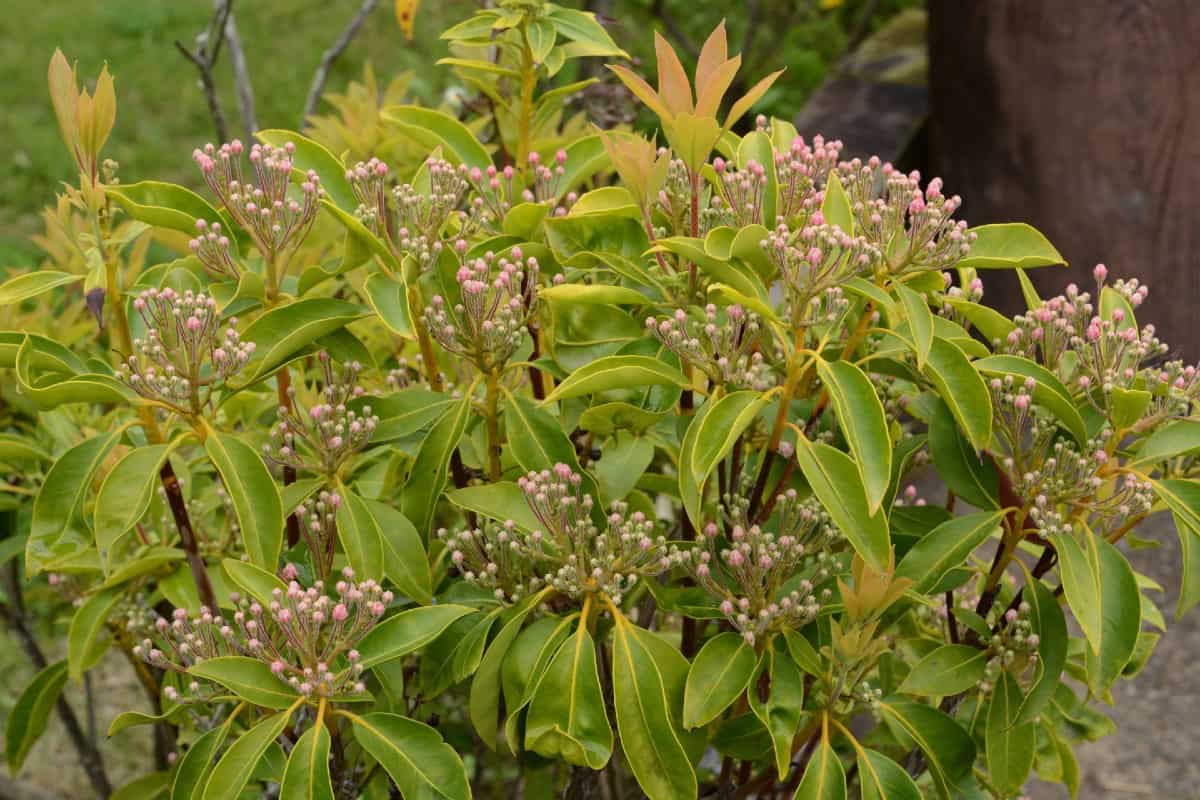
237,299,367,384
747,644,805,778
205,429,283,571
816,359,892,513
544,355,689,403
111,772,170,800
527,621,613,768
793,739,847,800
28,428,124,575
170,721,231,800
107,708,182,737
611,615,698,800
5,660,67,772
419,606,501,698
446,481,542,533
382,106,490,169
188,657,299,710
95,439,185,567
280,722,334,800
1015,576,1068,725
1133,420,1200,467
67,586,122,681
108,182,236,248
973,354,1086,444
202,705,294,800
335,489,385,582
928,398,999,510
402,392,473,536
221,558,286,608
793,437,890,571
356,605,476,668
546,6,630,58
857,748,922,800
959,223,1066,270
894,283,933,368
1082,536,1141,696
896,510,1004,595
539,282,647,305
986,671,1035,795
1048,531,1103,654
821,170,853,233
878,700,975,800
362,272,415,338
922,337,992,451
364,499,433,604
680,390,769,526
898,644,988,697
349,712,471,800
469,593,543,749
0,270,82,305
683,632,757,729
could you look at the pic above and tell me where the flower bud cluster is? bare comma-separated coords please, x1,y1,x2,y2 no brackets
464,150,569,227
188,219,239,277
711,157,770,227
292,490,342,580
656,157,700,236
774,135,842,222
764,219,881,316
135,566,390,700
268,351,377,476
645,304,775,390
118,288,254,408
838,158,974,273
347,157,469,263
423,247,539,369
978,601,1039,695
689,517,828,646
439,464,685,604
193,140,323,258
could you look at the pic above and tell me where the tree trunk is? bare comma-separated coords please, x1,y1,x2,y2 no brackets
928,0,1200,357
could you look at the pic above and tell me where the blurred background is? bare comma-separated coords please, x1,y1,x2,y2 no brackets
2,1,1196,797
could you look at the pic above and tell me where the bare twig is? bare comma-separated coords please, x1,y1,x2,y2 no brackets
303,0,381,121
222,9,259,138
175,0,238,142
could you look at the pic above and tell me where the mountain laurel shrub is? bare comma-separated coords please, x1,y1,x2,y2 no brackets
3,3,1198,798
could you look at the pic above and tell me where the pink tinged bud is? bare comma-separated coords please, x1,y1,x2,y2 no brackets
720,600,735,615
278,609,292,623
333,603,349,622
1093,263,1108,282
281,563,299,581
271,660,286,675
371,601,386,617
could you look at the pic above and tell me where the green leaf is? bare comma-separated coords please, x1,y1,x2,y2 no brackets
108,182,238,250
683,632,757,728
349,712,471,800
1133,420,1200,467
204,429,283,571
928,398,999,510
544,355,689,402
816,359,892,513
856,748,921,800
446,482,542,533
503,389,582,473
1082,536,1141,696
1015,576,1068,725
95,439,185,567
15,335,136,409
382,106,490,169
335,489,385,582
896,511,1005,595
793,739,847,800
959,223,1066,270
356,605,476,668
418,607,502,697
364,499,433,604
111,772,170,800
188,657,299,710
539,283,648,306
28,428,124,575
611,616,698,800
922,337,992,451
469,593,543,749
0,271,83,305
649,236,767,301
546,6,630,58
202,705,294,800
107,708,182,737
0,433,50,465
878,700,975,800
280,723,334,800
171,721,231,800
894,283,934,368
402,392,473,536
5,660,68,772
747,644,806,779
67,586,122,681
793,437,890,571
527,621,613,769
986,672,1035,795
221,558,286,608
363,272,415,338
973,354,1087,444
782,630,823,677
256,129,356,213
737,131,778,225
237,299,367,385
821,170,854,233
680,390,770,526
898,644,988,697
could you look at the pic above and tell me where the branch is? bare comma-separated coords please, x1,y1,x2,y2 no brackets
222,9,259,138
175,0,239,142
303,0,381,121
